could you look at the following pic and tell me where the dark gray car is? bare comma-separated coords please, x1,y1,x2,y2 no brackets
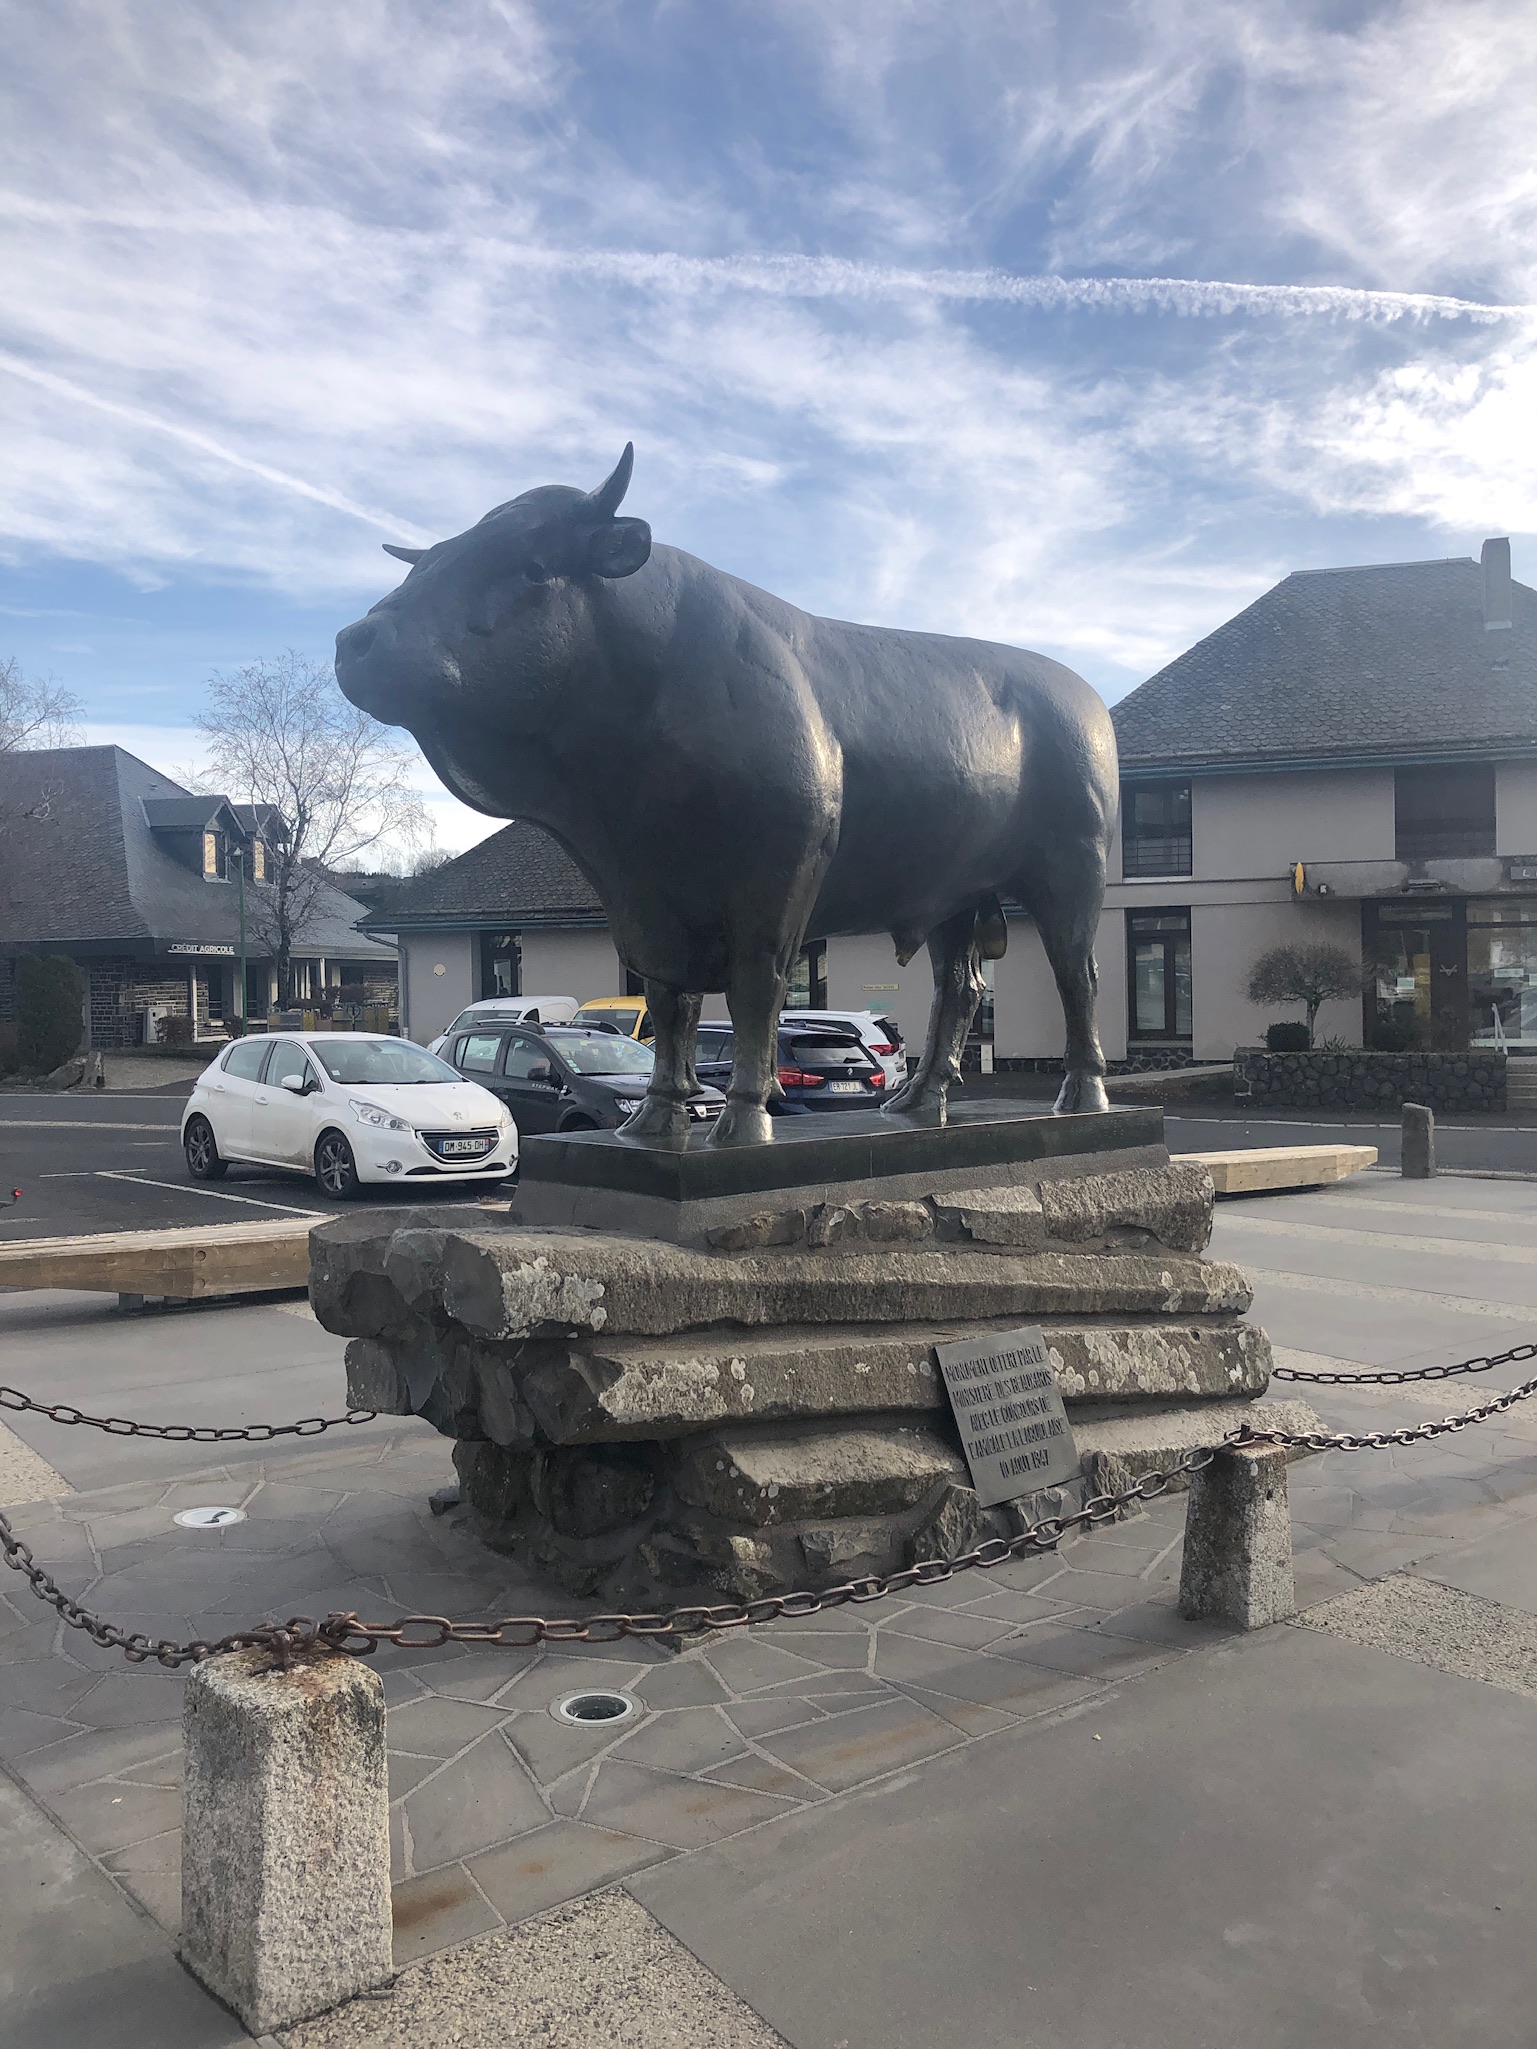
445,1024,725,1134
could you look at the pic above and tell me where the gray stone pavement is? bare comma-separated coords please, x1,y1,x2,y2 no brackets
2,1170,1537,2042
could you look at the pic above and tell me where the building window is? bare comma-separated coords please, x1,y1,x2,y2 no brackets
1121,780,1192,879
1394,765,1495,861
202,830,227,879
1127,908,1192,1040
249,839,266,882
786,939,828,1010
478,931,520,999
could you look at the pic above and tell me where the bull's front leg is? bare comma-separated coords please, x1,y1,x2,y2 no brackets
707,952,788,1148
622,982,702,1147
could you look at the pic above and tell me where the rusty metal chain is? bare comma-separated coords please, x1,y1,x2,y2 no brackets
5,1350,1537,1669
0,1385,377,1444
10,1364,1537,1668
0,1443,1227,1668
1271,1341,1537,1387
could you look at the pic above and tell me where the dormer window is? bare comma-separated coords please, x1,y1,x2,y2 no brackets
250,838,265,882
202,831,228,879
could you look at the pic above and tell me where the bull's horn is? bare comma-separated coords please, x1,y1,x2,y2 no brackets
587,442,634,518
383,544,427,564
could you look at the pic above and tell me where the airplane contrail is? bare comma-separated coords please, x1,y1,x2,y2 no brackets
497,247,1529,325
0,349,434,539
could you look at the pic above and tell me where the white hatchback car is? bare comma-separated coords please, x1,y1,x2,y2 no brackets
181,1032,518,1198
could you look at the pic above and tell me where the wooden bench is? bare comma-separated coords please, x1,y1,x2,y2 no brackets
0,1220,314,1304
1179,1144,1378,1195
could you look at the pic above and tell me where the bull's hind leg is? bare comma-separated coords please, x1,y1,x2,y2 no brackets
1014,839,1110,1115
883,908,984,1123
622,983,702,1146
708,949,791,1148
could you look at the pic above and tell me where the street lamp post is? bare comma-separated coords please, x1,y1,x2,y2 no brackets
236,838,248,1035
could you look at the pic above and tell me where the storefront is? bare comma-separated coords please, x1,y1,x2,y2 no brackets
1366,898,1537,1051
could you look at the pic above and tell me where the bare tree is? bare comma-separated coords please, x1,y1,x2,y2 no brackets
197,651,433,1007
1246,942,1363,1047
0,657,85,751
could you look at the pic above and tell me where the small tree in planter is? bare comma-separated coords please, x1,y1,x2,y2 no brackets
1247,944,1362,1049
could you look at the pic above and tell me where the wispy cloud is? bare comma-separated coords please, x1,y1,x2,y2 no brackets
1,0,1534,737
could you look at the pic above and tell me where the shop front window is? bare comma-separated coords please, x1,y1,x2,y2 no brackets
1127,909,1192,1040
1365,901,1464,1050
478,932,520,1000
1468,902,1537,1048
786,939,828,1011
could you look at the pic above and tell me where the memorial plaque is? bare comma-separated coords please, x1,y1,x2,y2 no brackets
934,1326,1079,1507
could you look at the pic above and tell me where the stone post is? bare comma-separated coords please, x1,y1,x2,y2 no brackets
1178,1444,1295,1629
1401,1102,1435,1179
180,1645,392,2035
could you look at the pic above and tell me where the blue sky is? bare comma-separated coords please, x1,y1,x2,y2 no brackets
3,1,1535,853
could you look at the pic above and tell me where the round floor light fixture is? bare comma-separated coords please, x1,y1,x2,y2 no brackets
173,1505,246,1529
550,1689,638,1726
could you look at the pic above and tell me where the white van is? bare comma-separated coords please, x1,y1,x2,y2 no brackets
427,995,579,1056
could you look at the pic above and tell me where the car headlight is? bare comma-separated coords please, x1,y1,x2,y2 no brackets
349,1098,410,1131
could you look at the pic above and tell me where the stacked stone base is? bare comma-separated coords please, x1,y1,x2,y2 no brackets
311,1160,1317,1603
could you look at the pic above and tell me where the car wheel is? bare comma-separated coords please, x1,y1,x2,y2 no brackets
183,1115,227,1181
314,1129,361,1198
561,1114,599,1131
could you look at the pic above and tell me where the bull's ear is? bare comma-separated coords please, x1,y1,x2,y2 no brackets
383,544,426,564
586,517,651,579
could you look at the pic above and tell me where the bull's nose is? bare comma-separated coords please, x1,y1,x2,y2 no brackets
338,620,377,661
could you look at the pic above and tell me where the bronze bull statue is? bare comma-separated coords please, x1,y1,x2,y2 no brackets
335,446,1117,1147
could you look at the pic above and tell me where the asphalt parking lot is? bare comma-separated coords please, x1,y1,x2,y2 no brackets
0,1086,1535,1240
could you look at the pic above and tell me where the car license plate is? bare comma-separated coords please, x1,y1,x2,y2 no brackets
442,1138,485,1155
826,1080,864,1093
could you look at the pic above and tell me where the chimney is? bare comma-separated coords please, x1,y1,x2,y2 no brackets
1482,536,1513,630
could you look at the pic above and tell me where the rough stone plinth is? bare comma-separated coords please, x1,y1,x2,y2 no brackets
314,1226,1250,1345
1402,1103,1436,1180
468,1318,1273,1447
180,1645,392,2035
1178,1443,1296,1629
310,1149,1280,1604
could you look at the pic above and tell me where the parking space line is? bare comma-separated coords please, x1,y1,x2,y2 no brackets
0,1119,181,1132
93,1171,327,1218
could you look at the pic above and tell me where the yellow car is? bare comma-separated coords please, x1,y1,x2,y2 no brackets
572,995,653,1040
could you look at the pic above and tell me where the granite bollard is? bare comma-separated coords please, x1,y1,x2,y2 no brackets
179,1645,393,2034
1178,1443,1295,1629
1401,1102,1435,1180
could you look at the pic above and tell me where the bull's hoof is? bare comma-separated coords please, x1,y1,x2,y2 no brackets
618,1097,690,1147
882,1079,948,1125
706,1099,774,1148
1053,1071,1110,1115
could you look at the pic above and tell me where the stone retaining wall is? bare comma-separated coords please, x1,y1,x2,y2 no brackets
1234,1047,1506,1113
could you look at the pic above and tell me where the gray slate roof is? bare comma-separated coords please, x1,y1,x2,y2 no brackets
0,746,391,958
362,818,603,930
1113,556,1537,773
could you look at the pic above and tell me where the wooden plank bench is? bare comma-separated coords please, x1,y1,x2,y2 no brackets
1178,1144,1378,1195
0,1220,314,1303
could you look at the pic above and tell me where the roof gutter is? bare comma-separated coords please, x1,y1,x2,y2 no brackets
1117,742,1537,782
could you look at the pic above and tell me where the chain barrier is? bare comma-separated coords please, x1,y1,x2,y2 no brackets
1271,1340,1537,1388
4,1349,1536,1669
0,1385,377,1444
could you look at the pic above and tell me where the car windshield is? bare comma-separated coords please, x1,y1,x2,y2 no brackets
313,1039,458,1085
448,1009,520,1033
546,1032,655,1076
